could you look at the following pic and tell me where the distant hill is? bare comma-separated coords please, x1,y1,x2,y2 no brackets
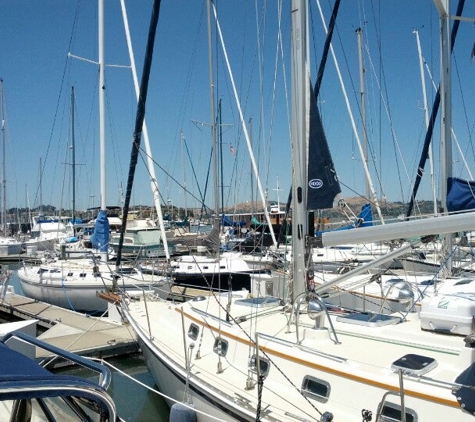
220,198,439,221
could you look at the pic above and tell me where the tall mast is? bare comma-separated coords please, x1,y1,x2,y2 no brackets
119,0,170,260
71,86,76,229
435,0,453,272
99,0,106,212
0,79,6,235
207,0,219,218
249,117,254,215
98,0,107,261
291,0,310,301
181,131,188,220
356,28,370,199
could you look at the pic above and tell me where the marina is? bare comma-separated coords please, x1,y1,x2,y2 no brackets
1,0,475,421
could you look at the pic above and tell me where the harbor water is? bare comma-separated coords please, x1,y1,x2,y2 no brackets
6,262,170,422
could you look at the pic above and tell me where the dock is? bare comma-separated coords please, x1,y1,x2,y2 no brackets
0,292,139,360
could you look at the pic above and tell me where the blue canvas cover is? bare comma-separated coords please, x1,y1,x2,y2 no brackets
0,342,102,401
90,209,110,252
447,177,475,212
315,203,373,236
356,203,373,228
222,214,246,228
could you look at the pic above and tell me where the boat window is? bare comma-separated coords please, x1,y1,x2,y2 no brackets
188,323,199,341
37,268,48,274
80,273,87,278
386,278,404,284
378,402,417,422
337,312,401,327
301,375,330,403
249,354,270,377
220,265,226,269
50,269,60,273
236,297,281,308
391,354,437,375
67,272,73,277
203,266,209,270
454,278,474,286
213,337,228,357
117,268,134,275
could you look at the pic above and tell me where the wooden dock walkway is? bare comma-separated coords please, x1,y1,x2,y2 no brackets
0,292,139,359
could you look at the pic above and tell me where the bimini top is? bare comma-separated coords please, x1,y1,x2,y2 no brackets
0,331,117,420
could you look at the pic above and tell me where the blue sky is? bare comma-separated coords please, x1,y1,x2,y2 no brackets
1,1,475,213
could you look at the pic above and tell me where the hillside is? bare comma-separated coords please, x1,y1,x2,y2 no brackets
222,198,438,220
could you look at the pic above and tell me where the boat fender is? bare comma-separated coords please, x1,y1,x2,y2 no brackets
320,411,334,421
169,402,197,422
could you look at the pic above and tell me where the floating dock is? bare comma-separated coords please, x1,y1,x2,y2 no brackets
0,291,139,359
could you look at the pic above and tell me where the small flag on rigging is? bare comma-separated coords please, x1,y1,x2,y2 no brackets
230,143,235,155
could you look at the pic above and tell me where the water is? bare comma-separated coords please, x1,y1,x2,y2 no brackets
62,354,170,421
5,261,170,422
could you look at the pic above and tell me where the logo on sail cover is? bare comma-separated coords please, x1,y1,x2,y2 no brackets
309,179,323,189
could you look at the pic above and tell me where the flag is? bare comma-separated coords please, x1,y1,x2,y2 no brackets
230,143,235,155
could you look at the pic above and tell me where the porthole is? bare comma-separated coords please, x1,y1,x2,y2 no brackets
188,323,199,341
378,402,417,422
301,375,330,403
213,337,228,357
249,354,270,377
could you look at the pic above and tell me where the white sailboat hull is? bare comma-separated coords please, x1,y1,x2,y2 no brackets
18,259,171,313
123,291,475,421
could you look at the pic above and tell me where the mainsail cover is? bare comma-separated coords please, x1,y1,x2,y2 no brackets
315,203,372,236
221,214,246,227
90,210,110,253
447,177,475,212
307,83,342,210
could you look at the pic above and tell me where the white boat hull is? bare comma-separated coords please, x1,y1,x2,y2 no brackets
0,241,22,257
18,260,171,313
122,291,475,421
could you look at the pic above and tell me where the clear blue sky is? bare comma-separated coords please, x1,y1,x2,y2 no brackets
1,1,475,214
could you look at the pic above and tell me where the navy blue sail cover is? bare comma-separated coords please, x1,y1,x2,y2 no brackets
447,177,475,212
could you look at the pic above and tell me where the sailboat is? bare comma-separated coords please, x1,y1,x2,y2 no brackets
0,80,24,258
118,1,475,420
17,0,171,314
